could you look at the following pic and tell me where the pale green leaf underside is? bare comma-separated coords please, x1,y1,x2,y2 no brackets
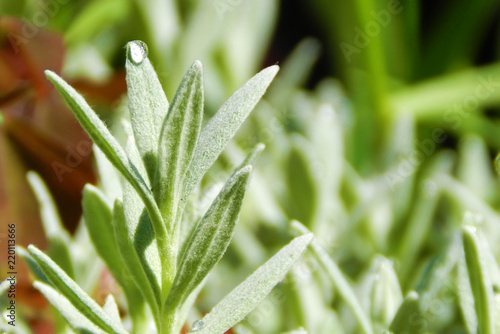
126,42,169,180
184,65,279,198
196,233,313,334
34,282,106,334
166,165,252,310
44,70,166,242
156,60,203,227
28,245,127,334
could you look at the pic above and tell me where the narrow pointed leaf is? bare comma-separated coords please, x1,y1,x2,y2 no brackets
196,233,313,334
126,40,169,180
165,165,252,310
184,65,279,197
34,282,106,334
155,61,203,227
103,295,122,325
82,185,141,299
27,171,74,278
389,291,424,334
113,199,161,321
44,70,165,242
291,221,373,334
17,246,49,284
462,225,495,334
27,245,127,334
123,181,163,296
458,246,478,333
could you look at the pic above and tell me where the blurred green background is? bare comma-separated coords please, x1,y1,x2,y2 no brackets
2,0,500,333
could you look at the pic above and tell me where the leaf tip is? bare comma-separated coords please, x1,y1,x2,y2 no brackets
301,232,314,244
44,70,58,82
239,164,253,175
192,59,203,71
254,142,265,153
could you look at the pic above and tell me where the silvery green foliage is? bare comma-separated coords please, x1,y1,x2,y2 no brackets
24,40,312,334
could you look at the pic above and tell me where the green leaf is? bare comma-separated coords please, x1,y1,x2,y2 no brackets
17,247,49,284
291,221,373,334
28,245,127,334
27,171,74,278
34,282,106,334
126,40,169,180
195,233,313,334
82,185,141,299
389,291,425,334
462,225,496,334
184,65,279,197
112,199,161,322
367,256,403,330
124,181,163,296
458,243,478,333
44,70,166,244
155,60,203,229
164,165,252,316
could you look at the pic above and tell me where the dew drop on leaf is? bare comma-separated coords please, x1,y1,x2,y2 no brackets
127,40,149,65
190,320,204,332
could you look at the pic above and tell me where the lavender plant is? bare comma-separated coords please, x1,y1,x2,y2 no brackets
20,41,313,334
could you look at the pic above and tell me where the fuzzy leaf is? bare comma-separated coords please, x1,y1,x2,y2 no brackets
44,70,166,242
196,233,313,334
113,199,161,321
458,245,478,333
82,185,140,298
155,61,203,228
28,245,127,334
27,171,74,278
34,282,106,334
184,65,279,197
291,221,373,334
103,295,122,325
462,225,496,334
17,247,49,284
165,165,252,311
126,40,169,180
389,291,424,334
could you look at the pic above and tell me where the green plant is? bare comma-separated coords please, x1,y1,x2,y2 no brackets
21,40,313,334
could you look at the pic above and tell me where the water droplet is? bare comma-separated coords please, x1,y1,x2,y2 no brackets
127,40,148,65
190,320,204,332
